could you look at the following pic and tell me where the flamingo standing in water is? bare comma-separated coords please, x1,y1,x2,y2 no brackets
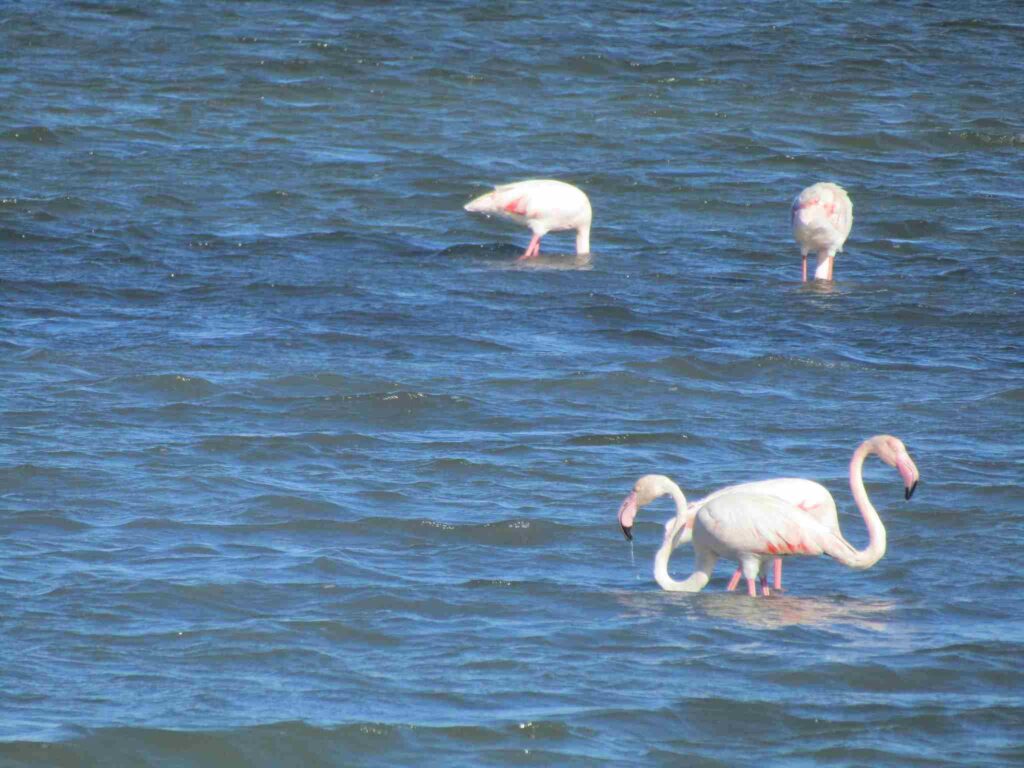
463,179,591,261
619,477,837,595
791,182,853,282
616,435,920,597
691,478,838,594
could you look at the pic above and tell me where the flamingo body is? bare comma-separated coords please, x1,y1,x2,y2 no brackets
616,435,920,597
464,179,592,260
681,477,838,592
791,182,853,281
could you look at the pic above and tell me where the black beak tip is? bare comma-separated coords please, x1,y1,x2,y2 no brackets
621,524,633,542
905,480,918,500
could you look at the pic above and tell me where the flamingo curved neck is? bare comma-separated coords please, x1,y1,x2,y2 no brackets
841,439,887,569
652,484,705,592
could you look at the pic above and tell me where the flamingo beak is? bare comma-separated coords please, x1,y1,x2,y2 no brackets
618,491,638,541
897,457,920,500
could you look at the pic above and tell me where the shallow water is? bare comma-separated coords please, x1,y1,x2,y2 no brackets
1,1,1023,766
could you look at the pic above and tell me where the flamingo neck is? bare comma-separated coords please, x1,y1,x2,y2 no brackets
575,225,591,255
843,439,887,569
814,252,833,280
652,484,705,592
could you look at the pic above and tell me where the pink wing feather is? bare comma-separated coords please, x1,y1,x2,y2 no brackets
697,492,838,558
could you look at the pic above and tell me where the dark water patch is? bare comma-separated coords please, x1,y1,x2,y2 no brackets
118,516,350,535
767,661,975,693
0,720,533,768
140,193,196,211
876,218,949,239
631,355,723,381
247,189,310,206
579,303,636,322
986,386,1024,402
419,457,500,480
105,373,220,400
0,464,101,492
437,243,526,261
566,432,692,447
925,127,1024,150
168,544,221,557
280,618,402,647
196,433,352,462
358,517,576,547
594,328,678,347
0,512,92,534
0,228,63,245
278,390,477,426
241,493,348,520
0,126,61,145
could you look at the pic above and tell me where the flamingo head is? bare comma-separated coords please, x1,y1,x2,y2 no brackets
617,474,680,541
871,435,920,500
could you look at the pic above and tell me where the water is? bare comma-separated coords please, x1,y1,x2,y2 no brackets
2,1,1022,765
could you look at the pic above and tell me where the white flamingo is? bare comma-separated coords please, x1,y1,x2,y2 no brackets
681,478,838,594
464,179,591,261
616,435,920,597
791,182,853,282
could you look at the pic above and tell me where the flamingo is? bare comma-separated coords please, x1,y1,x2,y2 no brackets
791,182,853,282
616,435,920,597
689,478,838,593
463,179,591,261
619,476,836,595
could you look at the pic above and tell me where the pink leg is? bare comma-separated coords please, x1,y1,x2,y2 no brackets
773,558,782,591
727,569,742,591
802,254,808,283
760,576,770,597
746,578,757,597
518,234,541,261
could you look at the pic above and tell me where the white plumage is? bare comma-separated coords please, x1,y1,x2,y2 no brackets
791,182,853,281
464,179,592,260
616,435,920,597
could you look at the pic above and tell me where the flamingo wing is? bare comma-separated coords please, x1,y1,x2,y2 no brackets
696,492,834,558
689,478,839,534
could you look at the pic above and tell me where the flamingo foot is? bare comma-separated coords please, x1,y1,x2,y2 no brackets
726,570,742,592
518,235,541,261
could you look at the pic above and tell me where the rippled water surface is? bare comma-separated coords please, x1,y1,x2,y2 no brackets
2,1,1023,766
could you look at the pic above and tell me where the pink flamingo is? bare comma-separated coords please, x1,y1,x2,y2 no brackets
619,477,836,595
699,479,838,594
791,182,853,282
463,179,591,261
616,435,920,597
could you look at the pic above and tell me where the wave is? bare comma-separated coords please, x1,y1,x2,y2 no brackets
0,720,521,766
0,125,60,145
107,373,221,400
565,432,693,447
357,516,577,547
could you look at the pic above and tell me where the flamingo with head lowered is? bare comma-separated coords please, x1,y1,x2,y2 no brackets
464,179,591,261
660,477,840,594
791,182,853,282
616,435,920,597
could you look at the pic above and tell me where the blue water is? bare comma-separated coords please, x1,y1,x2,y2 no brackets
2,2,1023,766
